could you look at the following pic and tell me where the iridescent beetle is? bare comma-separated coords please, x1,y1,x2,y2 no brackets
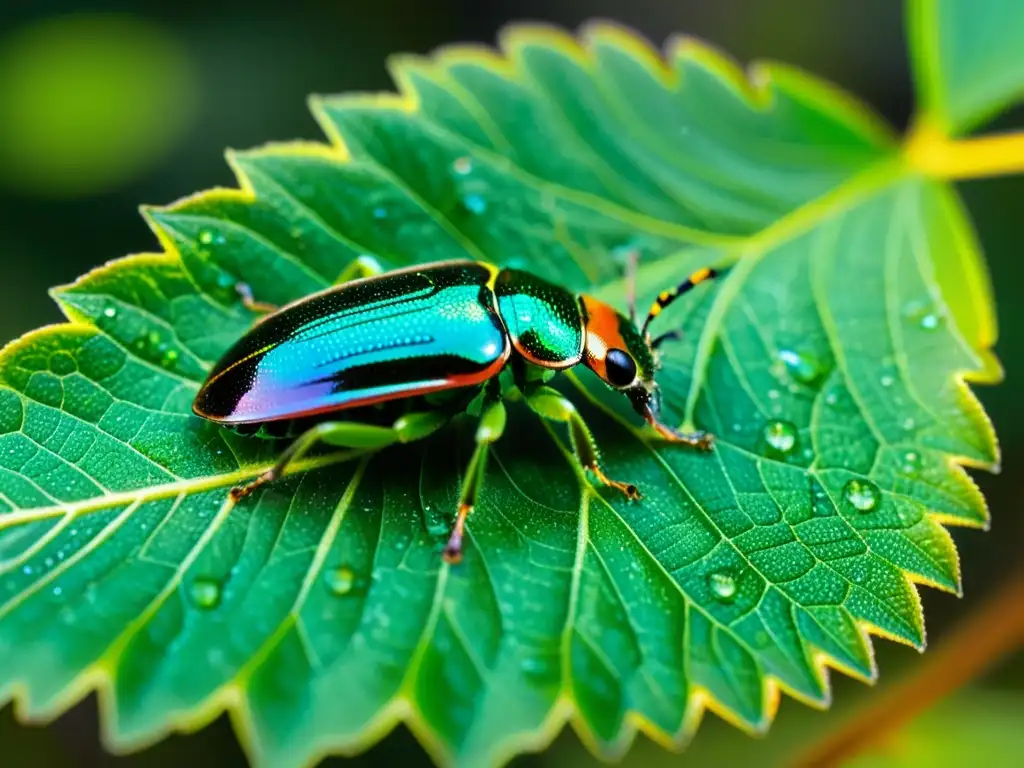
193,257,719,563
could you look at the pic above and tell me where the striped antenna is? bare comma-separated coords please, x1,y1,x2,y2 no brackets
640,267,719,337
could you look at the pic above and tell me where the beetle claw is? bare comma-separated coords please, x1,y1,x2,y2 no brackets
588,464,642,501
442,503,471,565
230,469,276,501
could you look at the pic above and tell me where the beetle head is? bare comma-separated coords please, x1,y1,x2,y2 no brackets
579,295,661,419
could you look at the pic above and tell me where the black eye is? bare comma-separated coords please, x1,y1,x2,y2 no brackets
605,348,637,387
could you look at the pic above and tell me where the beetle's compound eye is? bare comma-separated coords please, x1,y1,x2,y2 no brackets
605,348,637,387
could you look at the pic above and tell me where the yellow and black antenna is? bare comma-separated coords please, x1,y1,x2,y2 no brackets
640,266,720,339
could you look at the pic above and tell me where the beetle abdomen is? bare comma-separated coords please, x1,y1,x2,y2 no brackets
194,261,510,424
494,268,584,368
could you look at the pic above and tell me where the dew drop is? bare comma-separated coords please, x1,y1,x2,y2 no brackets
189,578,222,609
901,416,916,431
452,156,473,176
520,655,554,678
880,374,895,388
21,565,33,575
461,193,487,215
52,586,63,597
767,388,781,400
198,229,214,245
325,566,357,596
763,420,797,455
708,571,737,602
844,478,880,513
777,348,823,385
824,391,839,406
160,348,180,367
901,450,922,475
102,306,117,319
903,299,943,330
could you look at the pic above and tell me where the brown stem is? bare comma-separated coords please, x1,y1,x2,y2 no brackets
792,569,1024,768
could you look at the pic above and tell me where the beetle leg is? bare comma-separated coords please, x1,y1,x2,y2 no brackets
525,386,641,501
235,282,281,316
641,406,714,450
333,255,385,286
443,399,506,565
229,412,451,501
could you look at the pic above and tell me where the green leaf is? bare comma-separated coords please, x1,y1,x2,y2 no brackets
909,0,1024,135
0,21,1001,768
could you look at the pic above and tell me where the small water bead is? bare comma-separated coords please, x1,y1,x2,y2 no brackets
901,450,922,475
767,388,780,400
763,420,797,455
198,229,215,245
903,299,944,330
160,348,180,367
777,348,823,385
901,417,916,431
844,478,880,513
189,578,222,609
325,566,357,596
103,306,118,319
880,373,895,388
452,156,473,176
520,655,555,678
708,571,737,602
461,194,487,215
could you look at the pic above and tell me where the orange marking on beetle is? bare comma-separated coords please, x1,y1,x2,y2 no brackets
580,295,631,384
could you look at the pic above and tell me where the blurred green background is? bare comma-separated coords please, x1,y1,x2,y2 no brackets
0,1,1021,766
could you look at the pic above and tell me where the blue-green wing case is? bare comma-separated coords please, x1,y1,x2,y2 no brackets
194,261,509,424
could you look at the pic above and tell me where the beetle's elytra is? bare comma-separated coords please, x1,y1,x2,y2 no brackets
193,257,720,563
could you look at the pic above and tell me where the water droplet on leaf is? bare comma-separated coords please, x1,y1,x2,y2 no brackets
198,229,214,245
901,450,922,475
763,420,797,455
325,566,357,596
461,194,487,215
189,578,222,609
520,655,555,678
103,306,117,319
452,156,473,175
844,478,880,513
708,571,737,602
919,313,941,330
777,348,822,385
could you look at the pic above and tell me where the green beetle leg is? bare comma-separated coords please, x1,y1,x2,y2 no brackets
332,254,384,285
525,386,641,501
443,399,507,565
230,411,450,501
